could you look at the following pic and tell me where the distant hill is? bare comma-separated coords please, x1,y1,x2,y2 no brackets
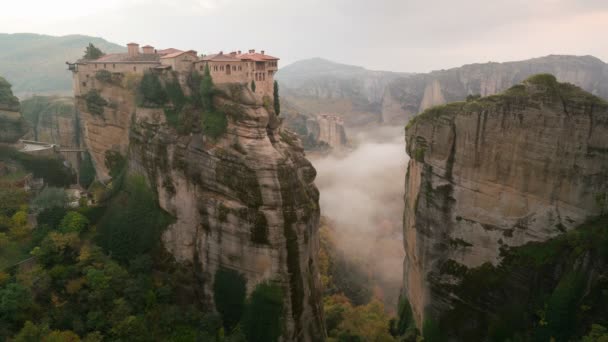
0,33,125,97
276,58,409,126
278,55,608,126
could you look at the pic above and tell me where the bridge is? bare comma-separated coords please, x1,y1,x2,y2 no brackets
19,139,86,154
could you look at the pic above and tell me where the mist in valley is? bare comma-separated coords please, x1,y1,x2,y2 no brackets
310,125,407,309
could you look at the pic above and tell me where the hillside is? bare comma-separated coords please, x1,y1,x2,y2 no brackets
0,33,124,97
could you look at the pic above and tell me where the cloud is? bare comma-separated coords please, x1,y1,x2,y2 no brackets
310,125,407,305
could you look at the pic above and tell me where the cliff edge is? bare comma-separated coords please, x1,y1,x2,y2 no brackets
402,74,608,331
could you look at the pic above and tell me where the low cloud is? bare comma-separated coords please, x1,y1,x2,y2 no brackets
310,125,407,308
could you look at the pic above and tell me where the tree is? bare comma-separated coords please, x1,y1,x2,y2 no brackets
0,283,33,324
213,268,246,332
59,211,90,234
243,282,284,342
582,324,608,342
31,187,68,212
13,321,51,342
79,152,96,189
273,81,280,115
200,65,214,111
84,43,104,60
139,72,167,107
250,80,256,93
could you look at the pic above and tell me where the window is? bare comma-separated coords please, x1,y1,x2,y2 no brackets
82,82,87,87
200,65,203,71
113,64,116,69
95,64,98,69
86,74,90,78
104,64,107,69
239,66,242,71
133,66,137,72
232,65,236,71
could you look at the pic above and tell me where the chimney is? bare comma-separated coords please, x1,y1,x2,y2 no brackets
230,51,237,56
261,50,265,55
238,50,242,54
249,49,255,53
142,45,154,54
219,51,224,55
127,42,140,57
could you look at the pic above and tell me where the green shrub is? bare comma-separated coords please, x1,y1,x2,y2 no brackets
37,207,68,230
0,77,20,109
213,267,247,331
243,282,284,342
85,90,108,115
95,70,113,83
201,110,227,139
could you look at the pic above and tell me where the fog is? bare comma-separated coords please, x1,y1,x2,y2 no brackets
310,125,407,309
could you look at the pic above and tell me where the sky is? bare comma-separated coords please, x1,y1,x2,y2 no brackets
2,0,608,72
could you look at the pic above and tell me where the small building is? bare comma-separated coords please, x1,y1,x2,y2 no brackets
160,50,198,73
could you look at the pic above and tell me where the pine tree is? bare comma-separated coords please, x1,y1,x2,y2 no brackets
83,43,104,60
273,80,280,115
251,80,256,93
200,65,215,111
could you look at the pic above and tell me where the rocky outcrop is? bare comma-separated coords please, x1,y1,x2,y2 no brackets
74,74,326,340
306,115,347,149
20,96,80,167
0,76,28,143
387,55,608,124
402,75,608,328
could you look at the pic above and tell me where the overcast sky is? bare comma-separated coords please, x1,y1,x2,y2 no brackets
2,0,608,72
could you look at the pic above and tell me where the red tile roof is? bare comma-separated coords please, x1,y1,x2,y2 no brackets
236,52,279,61
200,53,242,62
160,50,197,59
157,48,183,56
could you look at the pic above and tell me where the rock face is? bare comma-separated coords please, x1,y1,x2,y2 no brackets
20,96,80,167
387,55,608,125
306,115,347,149
402,75,608,327
277,55,608,127
74,73,326,340
276,58,407,126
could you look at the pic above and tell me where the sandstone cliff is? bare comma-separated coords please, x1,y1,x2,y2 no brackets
402,74,608,329
74,73,326,340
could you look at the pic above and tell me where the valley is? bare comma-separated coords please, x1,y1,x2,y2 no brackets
0,28,607,341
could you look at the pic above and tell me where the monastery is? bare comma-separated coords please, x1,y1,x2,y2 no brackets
69,42,279,97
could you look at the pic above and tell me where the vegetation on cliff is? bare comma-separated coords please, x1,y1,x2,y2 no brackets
400,216,608,341
406,73,608,133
